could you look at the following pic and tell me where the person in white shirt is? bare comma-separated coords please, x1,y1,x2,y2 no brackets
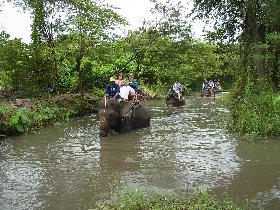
119,81,135,100
172,81,183,99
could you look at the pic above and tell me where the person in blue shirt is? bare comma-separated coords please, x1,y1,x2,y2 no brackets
202,79,209,91
166,86,173,97
129,73,143,95
105,77,121,101
128,73,138,90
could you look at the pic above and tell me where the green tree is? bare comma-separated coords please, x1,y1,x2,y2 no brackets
192,0,280,86
8,0,126,94
58,0,126,94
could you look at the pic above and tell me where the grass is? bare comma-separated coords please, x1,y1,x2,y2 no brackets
95,190,252,210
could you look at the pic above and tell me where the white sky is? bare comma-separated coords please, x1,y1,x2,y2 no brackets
106,0,154,28
0,0,208,43
0,2,32,43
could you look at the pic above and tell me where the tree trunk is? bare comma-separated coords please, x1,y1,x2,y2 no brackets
254,19,266,80
242,1,267,82
76,56,83,97
271,47,280,91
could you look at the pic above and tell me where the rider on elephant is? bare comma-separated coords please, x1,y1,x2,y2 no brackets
129,73,143,95
105,77,121,101
115,72,125,86
119,80,136,101
167,86,174,98
128,73,138,90
173,81,183,100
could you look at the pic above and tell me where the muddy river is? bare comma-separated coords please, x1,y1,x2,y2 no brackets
0,93,279,209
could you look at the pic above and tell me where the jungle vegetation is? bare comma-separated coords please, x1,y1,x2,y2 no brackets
1,0,280,137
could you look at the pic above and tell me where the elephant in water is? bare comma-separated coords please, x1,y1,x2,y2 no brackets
166,95,185,107
200,89,212,97
166,90,185,107
98,97,151,137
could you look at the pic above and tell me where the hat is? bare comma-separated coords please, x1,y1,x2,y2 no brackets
109,77,115,82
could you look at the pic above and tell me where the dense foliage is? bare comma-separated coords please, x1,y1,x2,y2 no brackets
0,26,235,97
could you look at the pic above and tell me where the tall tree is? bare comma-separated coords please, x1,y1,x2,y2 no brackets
192,0,280,87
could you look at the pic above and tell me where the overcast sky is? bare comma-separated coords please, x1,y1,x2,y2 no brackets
0,0,208,43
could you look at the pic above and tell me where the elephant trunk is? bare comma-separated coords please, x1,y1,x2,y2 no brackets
99,115,110,137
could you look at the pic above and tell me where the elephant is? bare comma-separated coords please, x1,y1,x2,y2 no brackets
166,90,185,107
98,97,151,137
200,89,213,97
166,95,185,107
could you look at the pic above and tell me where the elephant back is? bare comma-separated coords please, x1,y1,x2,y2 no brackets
130,103,151,128
119,101,151,129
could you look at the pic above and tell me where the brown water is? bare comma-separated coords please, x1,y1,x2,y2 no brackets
0,94,279,210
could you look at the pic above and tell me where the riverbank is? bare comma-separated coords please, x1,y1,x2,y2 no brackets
0,93,98,137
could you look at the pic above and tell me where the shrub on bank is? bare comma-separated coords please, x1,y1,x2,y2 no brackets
221,80,280,137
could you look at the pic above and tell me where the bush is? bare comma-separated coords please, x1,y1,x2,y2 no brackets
226,79,280,137
0,95,97,135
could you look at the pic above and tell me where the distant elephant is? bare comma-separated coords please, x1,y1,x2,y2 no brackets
200,89,212,97
166,95,185,107
166,90,185,107
98,97,152,137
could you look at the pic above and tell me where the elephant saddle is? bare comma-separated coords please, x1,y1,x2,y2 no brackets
120,101,141,118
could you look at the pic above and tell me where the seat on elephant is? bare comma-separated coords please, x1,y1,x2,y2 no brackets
98,97,151,137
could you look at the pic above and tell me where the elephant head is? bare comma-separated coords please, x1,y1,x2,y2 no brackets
98,98,122,137
98,97,151,137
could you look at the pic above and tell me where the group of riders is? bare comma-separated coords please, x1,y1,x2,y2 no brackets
201,79,222,96
105,73,222,102
105,72,185,103
105,72,141,102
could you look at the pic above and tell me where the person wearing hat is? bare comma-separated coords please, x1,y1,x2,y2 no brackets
105,77,121,101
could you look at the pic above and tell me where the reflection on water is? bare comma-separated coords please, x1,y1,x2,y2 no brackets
0,94,279,209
